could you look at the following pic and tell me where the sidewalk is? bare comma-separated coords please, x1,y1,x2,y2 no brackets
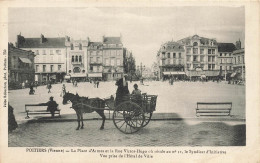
9,113,245,147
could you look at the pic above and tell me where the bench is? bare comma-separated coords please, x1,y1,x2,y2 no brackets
196,102,232,117
25,104,61,119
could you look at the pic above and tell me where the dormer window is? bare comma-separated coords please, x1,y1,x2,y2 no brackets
193,42,198,46
70,43,74,50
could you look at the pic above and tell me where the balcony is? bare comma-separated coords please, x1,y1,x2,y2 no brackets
89,62,102,65
72,61,82,65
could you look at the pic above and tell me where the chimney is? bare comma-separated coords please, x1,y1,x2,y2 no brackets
236,39,241,49
16,33,24,48
102,35,105,43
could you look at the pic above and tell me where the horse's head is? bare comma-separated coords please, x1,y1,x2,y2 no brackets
63,92,75,105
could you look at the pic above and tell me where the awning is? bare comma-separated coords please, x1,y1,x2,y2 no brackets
88,73,102,78
70,74,87,78
163,72,185,75
19,57,32,64
64,75,71,79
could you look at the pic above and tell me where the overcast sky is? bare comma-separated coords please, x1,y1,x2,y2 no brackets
8,7,245,67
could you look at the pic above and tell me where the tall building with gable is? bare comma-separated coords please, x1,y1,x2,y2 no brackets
16,34,66,83
102,36,124,81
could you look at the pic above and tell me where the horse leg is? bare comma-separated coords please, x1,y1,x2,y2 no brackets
76,111,80,130
80,113,84,129
96,110,106,130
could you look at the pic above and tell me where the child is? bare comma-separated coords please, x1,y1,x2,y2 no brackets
131,84,142,106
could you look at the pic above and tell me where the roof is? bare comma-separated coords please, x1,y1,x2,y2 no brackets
8,45,35,55
217,43,236,52
233,48,244,54
89,42,103,46
103,37,122,44
161,41,185,52
177,35,217,46
18,36,65,48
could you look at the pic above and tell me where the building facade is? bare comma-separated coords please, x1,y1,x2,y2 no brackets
217,43,237,79
102,36,124,81
177,35,219,79
16,34,66,83
156,41,185,80
232,48,245,81
65,36,89,81
87,41,103,80
8,43,35,86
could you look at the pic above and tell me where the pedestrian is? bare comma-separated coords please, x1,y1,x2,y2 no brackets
47,82,52,93
61,84,66,97
170,77,174,85
29,83,35,95
115,74,130,106
8,104,18,132
97,81,100,88
22,82,25,89
75,80,78,87
94,80,96,88
35,96,59,118
131,84,142,106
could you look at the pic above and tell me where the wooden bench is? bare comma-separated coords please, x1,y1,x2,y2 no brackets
25,104,61,119
196,102,232,117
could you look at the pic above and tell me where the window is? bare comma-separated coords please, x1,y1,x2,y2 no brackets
208,56,211,62
193,48,198,54
90,66,93,71
71,44,74,50
193,56,197,62
193,64,199,69
36,65,39,72
173,53,176,58
111,50,116,57
50,65,54,72
73,67,80,73
58,65,61,71
208,49,212,54
72,56,74,62
117,50,121,56
229,53,231,56
187,64,191,69
200,49,204,54
212,49,215,54
97,57,100,63
212,56,215,62
201,64,204,70
111,59,115,66
79,56,82,62
200,56,204,62
105,59,109,65
168,53,170,58
56,50,61,55
75,56,78,62
187,48,191,54
117,59,120,66
50,50,53,55
234,57,236,64
193,42,198,46
220,59,222,63
79,44,82,50
220,66,222,70
42,50,46,55
35,50,39,55
179,53,181,58
220,53,222,56
208,64,211,70
238,56,241,63
43,65,46,72
186,56,191,62
90,57,93,63
229,66,232,70
212,64,215,70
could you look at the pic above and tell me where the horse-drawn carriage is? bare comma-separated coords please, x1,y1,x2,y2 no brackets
62,92,158,134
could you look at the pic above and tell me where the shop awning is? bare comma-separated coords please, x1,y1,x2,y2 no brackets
64,75,71,79
163,72,186,75
19,57,32,64
88,73,102,77
70,74,87,78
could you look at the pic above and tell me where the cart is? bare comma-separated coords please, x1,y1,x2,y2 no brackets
109,94,158,134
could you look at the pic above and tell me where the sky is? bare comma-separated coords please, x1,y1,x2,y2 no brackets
8,7,245,67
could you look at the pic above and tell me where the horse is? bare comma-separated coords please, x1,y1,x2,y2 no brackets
62,92,113,130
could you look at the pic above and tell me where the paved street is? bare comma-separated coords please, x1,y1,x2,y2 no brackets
8,119,245,147
9,81,245,124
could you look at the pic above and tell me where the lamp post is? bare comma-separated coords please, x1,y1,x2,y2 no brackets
137,62,145,84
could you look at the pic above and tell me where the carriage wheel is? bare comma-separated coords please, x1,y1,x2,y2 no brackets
142,112,153,127
113,101,144,134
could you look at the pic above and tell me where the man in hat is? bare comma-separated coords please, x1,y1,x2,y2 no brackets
115,74,130,106
131,84,142,106
36,96,59,118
